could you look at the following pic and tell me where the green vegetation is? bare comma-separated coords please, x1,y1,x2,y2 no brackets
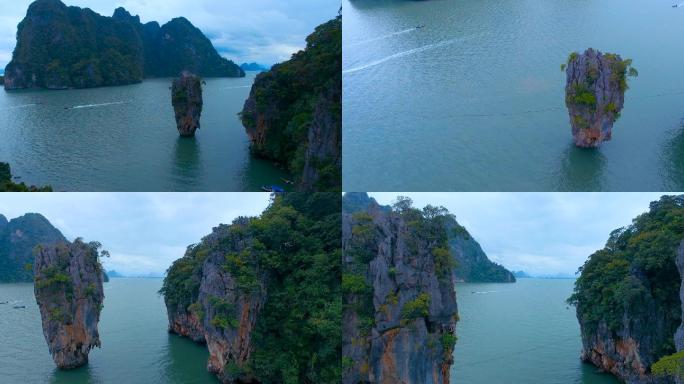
568,195,684,360
240,16,341,191
401,292,431,323
6,2,241,89
162,193,341,383
652,350,684,379
0,162,52,192
604,53,638,91
568,84,597,108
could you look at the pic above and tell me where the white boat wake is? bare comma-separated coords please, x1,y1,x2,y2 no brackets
67,101,127,110
346,28,419,47
219,85,251,90
8,103,38,110
343,36,469,75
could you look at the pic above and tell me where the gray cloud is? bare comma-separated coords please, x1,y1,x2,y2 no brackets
369,192,680,276
0,193,272,276
0,0,339,69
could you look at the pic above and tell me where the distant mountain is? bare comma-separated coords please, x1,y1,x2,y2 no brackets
4,0,243,90
445,218,516,283
107,270,123,278
0,213,66,282
342,193,516,283
513,270,531,278
240,62,270,72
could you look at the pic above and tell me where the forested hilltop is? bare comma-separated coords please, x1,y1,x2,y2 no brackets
241,16,341,192
160,193,341,383
0,213,66,282
4,0,243,90
569,195,684,383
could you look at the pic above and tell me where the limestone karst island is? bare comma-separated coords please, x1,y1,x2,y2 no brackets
0,192,342,383
0,0,341,192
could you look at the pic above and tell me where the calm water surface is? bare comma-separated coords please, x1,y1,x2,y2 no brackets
0,278,217,384
453,279,619,383
343,0,684,191
0,72,289,191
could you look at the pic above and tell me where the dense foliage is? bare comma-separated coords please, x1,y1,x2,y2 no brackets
0,162,52,192
161,193,341,384
240,16,341,191
568,195,684,358
5,0,242,89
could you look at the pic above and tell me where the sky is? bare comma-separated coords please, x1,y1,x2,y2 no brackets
0,193,272,276
0,0,340,69
369,192,683,277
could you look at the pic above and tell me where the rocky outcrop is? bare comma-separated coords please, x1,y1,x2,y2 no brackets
342,193,458,384
571,195,684,384
241,16,341,191
33,239,105,369
675,240,684,352
162,194,341,383
5,0,243,90
0,213,65,282
172,71,203,137
564,48,636,148
163,220,265,383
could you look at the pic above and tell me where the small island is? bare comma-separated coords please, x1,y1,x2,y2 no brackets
34,239,106,369
563,48,637,148
172,71,203,137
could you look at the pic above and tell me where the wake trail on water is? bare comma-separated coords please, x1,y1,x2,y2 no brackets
67,101,127,110
343,36,469,75
346,28,418,47
219,85,251,90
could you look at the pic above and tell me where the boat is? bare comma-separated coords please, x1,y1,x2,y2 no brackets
13,305,25,309
674,4,679,7
416,25,425,29
0,301,8,304
261,185,285,193
280,178,295,185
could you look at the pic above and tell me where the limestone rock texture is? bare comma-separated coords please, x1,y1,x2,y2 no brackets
33,239,105,369
163,220,265,384
240,17,341,191
564,48,635,148
172,71,203,137
342,193,458,384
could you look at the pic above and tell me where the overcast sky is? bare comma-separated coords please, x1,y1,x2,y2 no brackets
369,193,681,277
0,193,271,276
0,0,339,69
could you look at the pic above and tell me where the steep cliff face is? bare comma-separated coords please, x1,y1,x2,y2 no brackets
241,17,341,191
0,213,65,282
564,48,637,148
570,195,684,383
172,71,203,137
33,239,105,369
162,193,341,383
342,193,458,384
445,218,515,283
5,0,243,90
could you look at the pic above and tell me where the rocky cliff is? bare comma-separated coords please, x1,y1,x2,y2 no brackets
0,213,65,282
172,71,203,137
34,239,105,369
161,193,341,383
569,195,684,383
342,193,458,384
241,16,341,192
4,0,243,90
563,48,637,148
